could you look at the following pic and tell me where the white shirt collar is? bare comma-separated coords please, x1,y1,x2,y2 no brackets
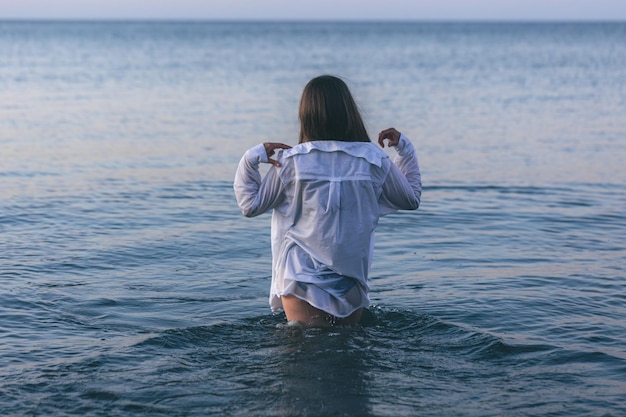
282,140,387,167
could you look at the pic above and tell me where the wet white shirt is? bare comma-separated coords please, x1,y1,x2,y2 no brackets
233,134,421,317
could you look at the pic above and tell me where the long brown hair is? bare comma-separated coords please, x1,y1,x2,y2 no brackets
298,75,371,144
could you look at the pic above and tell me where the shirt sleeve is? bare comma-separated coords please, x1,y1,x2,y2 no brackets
233,144,285,217
379,133,422,215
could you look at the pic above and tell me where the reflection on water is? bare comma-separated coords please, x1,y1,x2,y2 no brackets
275,326,372,417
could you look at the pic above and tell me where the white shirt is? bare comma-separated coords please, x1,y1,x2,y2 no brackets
234,134,421,317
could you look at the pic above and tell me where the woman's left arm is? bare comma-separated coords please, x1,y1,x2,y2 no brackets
233,142,290,217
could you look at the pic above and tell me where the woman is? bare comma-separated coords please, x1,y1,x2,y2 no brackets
234,75,421,326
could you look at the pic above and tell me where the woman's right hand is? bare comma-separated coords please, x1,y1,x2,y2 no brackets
378,128,402,148
263,142,292,167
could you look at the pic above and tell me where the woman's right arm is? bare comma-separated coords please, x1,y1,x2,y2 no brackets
378,129,422,213
233,143,290,217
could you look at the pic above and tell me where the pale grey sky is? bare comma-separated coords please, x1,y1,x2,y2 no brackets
1,0,625,21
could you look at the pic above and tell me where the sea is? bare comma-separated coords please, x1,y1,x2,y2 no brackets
1,21,625,416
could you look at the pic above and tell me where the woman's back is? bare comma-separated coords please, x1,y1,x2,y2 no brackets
273,140,391,281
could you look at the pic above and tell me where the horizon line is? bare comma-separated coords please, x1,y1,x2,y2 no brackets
1,17,625,23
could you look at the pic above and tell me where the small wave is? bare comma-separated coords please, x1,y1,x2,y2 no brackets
128,307,557,365
426,184,573,195
0,170,61,178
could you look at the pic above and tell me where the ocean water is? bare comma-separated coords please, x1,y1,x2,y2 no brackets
1,21,625,416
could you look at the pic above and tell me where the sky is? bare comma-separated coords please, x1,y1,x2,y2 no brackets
0,0,625,21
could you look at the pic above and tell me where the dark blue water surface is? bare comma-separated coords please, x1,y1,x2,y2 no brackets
1,21,625,416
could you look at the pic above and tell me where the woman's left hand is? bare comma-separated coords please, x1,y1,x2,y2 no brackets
263,142,292,167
